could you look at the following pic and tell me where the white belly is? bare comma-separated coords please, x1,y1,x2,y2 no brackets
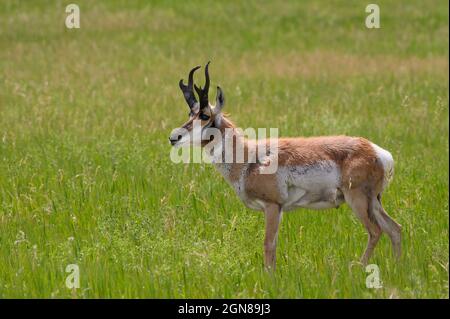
214,161,345,212
279,161,344,211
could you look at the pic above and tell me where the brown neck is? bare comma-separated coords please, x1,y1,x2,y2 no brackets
212,114,253,164
215,113,236,132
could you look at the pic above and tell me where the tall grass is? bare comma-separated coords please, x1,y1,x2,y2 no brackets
0,0,448,298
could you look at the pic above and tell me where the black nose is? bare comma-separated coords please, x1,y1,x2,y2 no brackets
169,135,182,145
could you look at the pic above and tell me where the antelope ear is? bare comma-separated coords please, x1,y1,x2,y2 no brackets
214,86,225,114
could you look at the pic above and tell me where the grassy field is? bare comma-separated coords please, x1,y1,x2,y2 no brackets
0,0,448,298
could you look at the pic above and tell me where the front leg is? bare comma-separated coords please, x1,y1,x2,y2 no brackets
263,203,282,270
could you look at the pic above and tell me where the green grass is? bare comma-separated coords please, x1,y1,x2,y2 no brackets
0,0,448,298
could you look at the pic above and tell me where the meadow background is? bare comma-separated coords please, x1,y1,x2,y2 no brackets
0,0,448,298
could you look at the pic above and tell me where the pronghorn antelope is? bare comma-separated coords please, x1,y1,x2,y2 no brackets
170,62,402,270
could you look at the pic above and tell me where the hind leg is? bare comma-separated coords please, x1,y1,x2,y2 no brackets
372,196,402,260
361,223,382,265
343,188,382,265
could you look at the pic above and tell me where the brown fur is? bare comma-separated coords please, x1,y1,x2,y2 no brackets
172,95,400,270
210,115,398,268
276,136,385,193
213,119,386,207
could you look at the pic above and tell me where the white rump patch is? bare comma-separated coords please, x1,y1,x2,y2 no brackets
371,143,394,188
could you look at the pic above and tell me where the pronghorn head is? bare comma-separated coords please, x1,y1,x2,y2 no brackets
169,62,225,147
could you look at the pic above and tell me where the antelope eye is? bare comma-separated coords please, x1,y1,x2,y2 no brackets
199,113,210,121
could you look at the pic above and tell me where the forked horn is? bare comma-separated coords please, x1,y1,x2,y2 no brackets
194,61,211,109
179,65,201,109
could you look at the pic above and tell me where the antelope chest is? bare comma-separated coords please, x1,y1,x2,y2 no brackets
214,163,267,211
214,161,345,212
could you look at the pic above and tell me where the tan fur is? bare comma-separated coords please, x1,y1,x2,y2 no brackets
172,72,401,270
212,115,399,268
213,122,386,207
245,165,283,203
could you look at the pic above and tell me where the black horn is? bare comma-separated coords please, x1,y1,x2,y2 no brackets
194,61,211,109
179,65,201,109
